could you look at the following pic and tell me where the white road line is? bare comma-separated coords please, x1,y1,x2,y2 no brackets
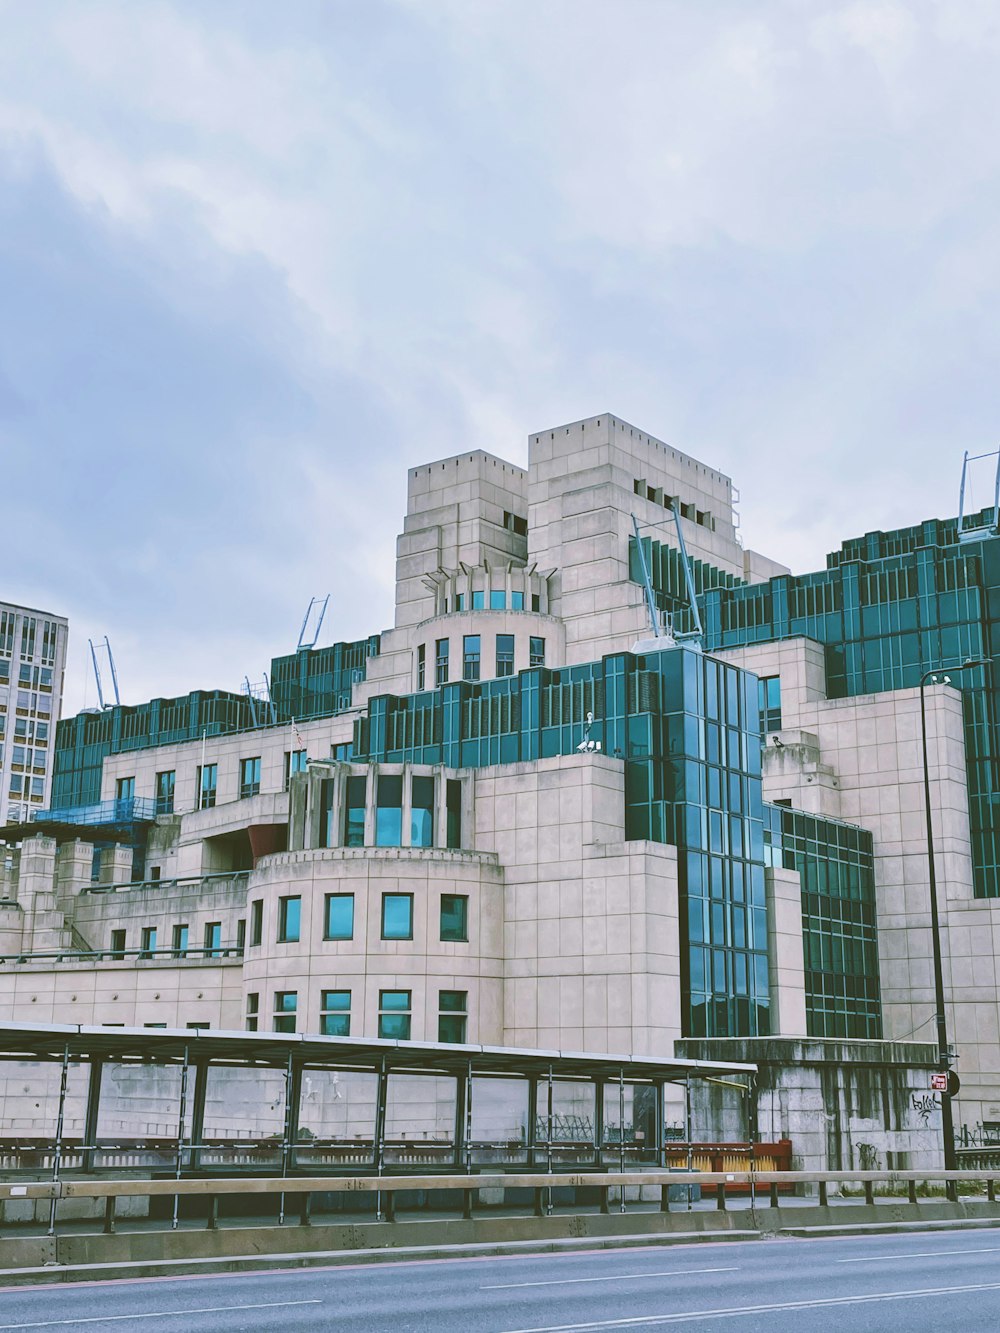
498,1279,1000,1331
483,1268,737,1290
0,1300,322,1330
837,1245,1000,1263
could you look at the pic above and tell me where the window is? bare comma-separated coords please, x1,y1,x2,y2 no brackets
320,989,351,1036
278,895,301,943
435,638,449,686
529,637,545,668
110,928,126,960
204,921,222,958
273,991,297,1033
249,899,263,947
284,749,307,790
150,866,162,882
343,776,366,847
378,989,411,1040
411,775,434,848
246,993,259,1032
531,594,540,612
490,590,506,610
239,756,261,799
197,763,217,810
496,634,515,677
236,918,246,952
154,770,175,815
438,990,468,1043
381,892,413,940
417,643,426,690
172,924,188,957
140,926,157,959
472,590,485,609
463,635,481,681
375,774,402,847
324,893,355,940
115,776,135,806
440,894,469,942
512,591,525,610
446,779,462,849
759,676,782,733
187,1022,210,1031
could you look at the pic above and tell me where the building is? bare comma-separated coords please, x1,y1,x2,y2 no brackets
3,412,992,1168
0,601,68,828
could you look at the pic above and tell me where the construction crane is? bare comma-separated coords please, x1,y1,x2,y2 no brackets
88,637,121,711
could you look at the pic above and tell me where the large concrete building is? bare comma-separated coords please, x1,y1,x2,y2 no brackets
2,413,995,1166
0,601,68,829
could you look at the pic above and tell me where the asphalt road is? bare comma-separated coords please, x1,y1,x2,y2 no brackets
2,1229,1000,1331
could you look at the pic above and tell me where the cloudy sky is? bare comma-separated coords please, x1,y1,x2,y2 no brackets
3,1,1000,714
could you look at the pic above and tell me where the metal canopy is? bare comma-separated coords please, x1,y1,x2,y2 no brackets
0,1021,756,1083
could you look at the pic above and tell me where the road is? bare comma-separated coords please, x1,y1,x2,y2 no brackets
2,1229,1000,1331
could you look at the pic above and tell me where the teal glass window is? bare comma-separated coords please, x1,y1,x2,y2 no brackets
204,921,222,957
324,893,354,940
435,638,449,686
197,763,217,809
172,924,188,957
381,892,413,940
454,594,465,611
463,635,481,681
115,775,135,806
496,634,515,677
284,749,307,789
343,775,366,847
438,990,467,1043
273,991,297,1033
278,896,301,943
511,591,524,610
378,989,411,1039
140,926,156,958
154,769,175,815
446,779,462,849
440,893,468,942
411,775,435,847
490,590,506,610
375,774,402,846
529,637,545,667
321,990,351,1036
239,756,261,799
472,591,485,609
759,676,781,733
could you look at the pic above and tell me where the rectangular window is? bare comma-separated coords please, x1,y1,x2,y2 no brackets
463,634,481,681
115,776,135,806
375,774,403,847
140,926,157,959
236,918,246,952
454,594,465,611
204,921,222,958
273,991,297,1033
278,895,301,943
324,892,355,940
378,989,411,1040
246,992,259,1032
531,594,540,612
320,989,351,1037
435,638,449,686
284,749,308,790
172,924,188,957
489,590,506,610
759,676,782,734
511,591,524,610
239,756,261,799
197,763,217,810
343,775,366,847
411,774,434,848
438,989,467,1044
529,636,545,668
446,779,462,849
381,892,413,940
496,634,515,677
154,770,175,815
440,893,468,942
110,928,126,960
249,899,263,947
471,590,485,610
417,643,426,691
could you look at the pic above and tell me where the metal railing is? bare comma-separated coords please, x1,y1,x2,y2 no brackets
0,944,244,965
31,799,158,826
83,871,249,896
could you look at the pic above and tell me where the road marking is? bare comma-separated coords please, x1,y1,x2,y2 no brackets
498,1279,1000,1331
0,1300,322,1329
837,1245,1000,1263
483,1268,737,1290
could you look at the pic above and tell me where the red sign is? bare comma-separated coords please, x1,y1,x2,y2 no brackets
930,1073,948,1091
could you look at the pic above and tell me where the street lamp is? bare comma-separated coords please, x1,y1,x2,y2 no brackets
919,657,989,1172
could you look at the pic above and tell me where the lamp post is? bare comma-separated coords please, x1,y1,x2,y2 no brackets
918,658,989,1172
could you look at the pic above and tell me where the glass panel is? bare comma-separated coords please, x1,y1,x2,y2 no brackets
381,894,413,940
440,893,468,942
411,775,434,847
325,893,354,940
375,774,403,846
343,775,366,847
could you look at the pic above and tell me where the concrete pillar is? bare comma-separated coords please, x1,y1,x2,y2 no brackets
766,867,807,1036
55,839,96,914
98,845,133,887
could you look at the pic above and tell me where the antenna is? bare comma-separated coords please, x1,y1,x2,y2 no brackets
88,637,121,710
297,596,330,651
630,507,704,654
958,449,1000,542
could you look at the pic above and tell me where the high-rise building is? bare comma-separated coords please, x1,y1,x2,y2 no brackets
0,601,68,828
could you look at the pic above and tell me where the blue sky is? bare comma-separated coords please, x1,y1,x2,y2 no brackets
3,0,1000,712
